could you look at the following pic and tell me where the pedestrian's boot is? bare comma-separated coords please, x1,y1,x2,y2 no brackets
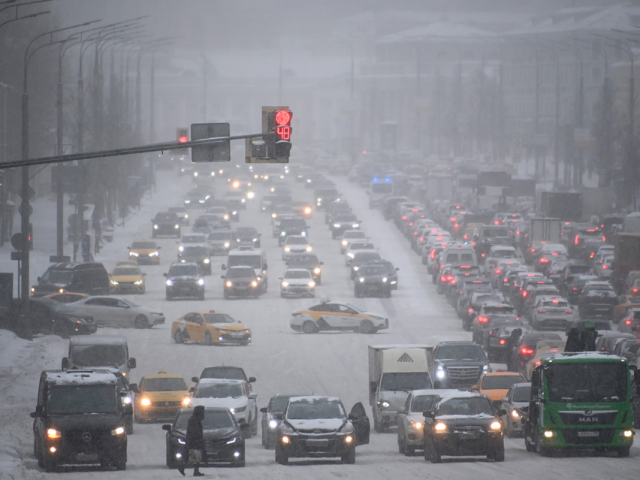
177,465,185,476
193,466,204,477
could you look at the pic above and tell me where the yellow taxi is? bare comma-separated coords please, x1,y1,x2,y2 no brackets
127,239,161,265
473,372,527,401
525,342,564,381
132,372,191,422
171,310,252,346
109,263,146,294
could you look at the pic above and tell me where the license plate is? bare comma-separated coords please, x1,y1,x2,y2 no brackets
231,334,244,339
306,439,329,448
76,453,99,462
577,431,599,437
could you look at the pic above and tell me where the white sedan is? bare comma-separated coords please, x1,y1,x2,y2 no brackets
65,296,165,328
290,300,388,334
282,235,312,260
344,242,376,266
280,269,316,298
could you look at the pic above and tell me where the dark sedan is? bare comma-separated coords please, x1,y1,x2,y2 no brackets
260,394,309,449
354,264,391,298
577,281,618,317
287,254,324,284
152,212,181,238
330,213,361,239
163,407,245,468
28,298,97,338
178,245,212,275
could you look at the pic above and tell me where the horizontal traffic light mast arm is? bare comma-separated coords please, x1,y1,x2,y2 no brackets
0,133,267,170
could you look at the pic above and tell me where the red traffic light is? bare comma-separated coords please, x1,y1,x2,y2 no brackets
179,135,188,143
275,110,291,126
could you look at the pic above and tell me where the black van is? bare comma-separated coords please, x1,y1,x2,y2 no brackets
31,369,130,471
31,263,110,297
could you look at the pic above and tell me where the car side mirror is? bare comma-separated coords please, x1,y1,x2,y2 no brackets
470,385,478,391
320,262,324,265
396,268,400,271
129,383,139,393
61,357,70,370
248,376,256,383
423,411,435,419
221,265,227,270
127,247,131,250
142,273,147,276
192,377,199,383
30,405,43,418
157,246,162,250
220,275,226,279
272,413,284,421
260,407,267,413
498,409,507,417
162,424,172,432
163,273,168,277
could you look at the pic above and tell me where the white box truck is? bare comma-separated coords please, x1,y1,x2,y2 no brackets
368,344,433,432
526,217,562,263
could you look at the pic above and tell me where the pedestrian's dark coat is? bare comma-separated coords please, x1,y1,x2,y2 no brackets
186,406,205,450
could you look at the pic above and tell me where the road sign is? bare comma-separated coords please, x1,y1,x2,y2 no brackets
11,233,26,251
191,123,231,162
10,251,23,261
18,202,33,217
15,185,36,200
49,255,71,263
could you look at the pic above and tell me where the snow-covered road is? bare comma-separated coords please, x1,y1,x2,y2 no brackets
1,166,638,479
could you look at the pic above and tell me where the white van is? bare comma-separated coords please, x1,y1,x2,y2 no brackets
223,248,269,292
61,335,136,377
368,177,394,208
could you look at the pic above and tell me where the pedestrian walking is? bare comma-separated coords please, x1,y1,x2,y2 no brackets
178,405,205,477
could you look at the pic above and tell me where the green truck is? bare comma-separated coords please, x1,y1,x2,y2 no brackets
524,352,637,457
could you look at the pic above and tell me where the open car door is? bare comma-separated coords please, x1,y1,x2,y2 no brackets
349,402,370,445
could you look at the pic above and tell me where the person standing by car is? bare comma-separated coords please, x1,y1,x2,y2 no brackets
179,405,205,477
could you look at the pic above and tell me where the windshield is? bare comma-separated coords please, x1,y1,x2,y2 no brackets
208,232,231,240
227,255,262,269
284,270,311,279
235,228,257,236
513,386,531,402
175,410,235,431
227,268,255,279
183,246,209,257
492,249,517,258
436,345,486,361
437,397,494,416
204,313,235,324
482,376,524,390
380,372,432,391
112,268,141,276
359,265,386,276
483,228,509,238
344,232,366,239
286,399,346,420
411,394,437,412
143,378,187,392
350,243,374,250
154,213,175,222
194,383,244,398
48,385,118,415
547,362,627,403
354,252,381,262
169,265,200,276
371,183,393,194
289,255,319,266
131,242,156,249
201,367,245,380
41,270,73,285
70,345,126,367
286,237,308,245
272,396,292,412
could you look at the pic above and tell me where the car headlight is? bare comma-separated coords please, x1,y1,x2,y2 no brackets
121,396,132,404
111,426,125,436
223,242,230,248
280,423,294,434
237,238,241,242
281,281,289,288
223,215,229,220
434,422,448,433
411,421,423,430
153,224,158,229
333,223,340,228
197,278,205,286
47,428,61,439
184,200,191,204
226,437,238,444
511,409,521,419
232,211,237,215
490,421,502,431
359,277,365,283
110,280,119,285
178,246,184,252
194,172,199,177
318,198,323,202
149,251,159,257
308,281,315,288
251,281,258,287
342,240,348,246
166,279,174,286
353,266,359,271
247,192,255,199
129,251,139,257
175,224,179,229
352,224,359,228
184,214,189,219
140,397,151,406
272,213,277,218
382,277,388,282
199,200,205,203
305,246,312,252
284,247,291,252
226,281,233,287
304,208,311,214
241,199,245,203
347,253,355,258
252,238,258,242
483,364,491,373
134,279,143,285
269,420,279,429
281,231,286,236
178,438,186,445
182,397,191,406
203,258,210,264
313,268,321,274
436,366,446,379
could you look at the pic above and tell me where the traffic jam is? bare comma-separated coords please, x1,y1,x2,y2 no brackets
18,157,640,475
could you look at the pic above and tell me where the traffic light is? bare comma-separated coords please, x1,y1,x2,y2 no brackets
28,223,33,250
175,127,189,155
267,109,292,160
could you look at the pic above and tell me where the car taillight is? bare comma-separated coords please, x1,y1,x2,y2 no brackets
503,278,509,282
499,339,506,345
468,308,474,313
531,249,536,253
481,253,485,257
537,310,546,314
454,223,459,228
446,275,453,281
494,220,500,225
633,288,639,294
419,237,424,242
535,361,541,367
565,310,573,314
431,250,436,259
450,217,457,222
602,265,608,269
477,316,489,324
495,269,501,274
521,347,534,356
540,258,549,263
522,291,528,297
575,234,579,245
441,276,447,282
626,319,632,325
573,287,578,291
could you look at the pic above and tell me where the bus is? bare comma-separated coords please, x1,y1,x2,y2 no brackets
524,352,637,457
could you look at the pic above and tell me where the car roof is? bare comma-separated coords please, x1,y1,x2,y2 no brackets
198,378,245,385
143,371,188,381
69,335,127,345
481,372,524,378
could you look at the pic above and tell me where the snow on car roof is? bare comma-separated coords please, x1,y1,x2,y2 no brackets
44,370,118,386
198,378,244,385
69,335,127,346
288,395,341,403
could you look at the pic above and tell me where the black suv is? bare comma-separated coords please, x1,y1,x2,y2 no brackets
234,226,261,248
423,392,505,463
178,245,212,275
152,211,181,238
353,263,391,298
31,369,130,472
162,407,245,468
278,218,309,246
330,213,361,239
164,262,205,300
432,341,491,389
31,262,110,297
286,253,324,284
222,266,261,299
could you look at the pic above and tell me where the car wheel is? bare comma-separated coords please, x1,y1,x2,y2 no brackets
166,446,178,468
134,315,148,329
275,443,288,465
429,440,441,463
198,291,205,301
359,319,375,334
341,447,356,464
174,330,184,344
224,291,230,299
302,321,318,334
52,322,70,339
405,446,415,456
617,447,630,457
385,289,391,298
166,292,173,301
115,458,126,471
37,439,44,469
491,442,505,462
204,332,213,346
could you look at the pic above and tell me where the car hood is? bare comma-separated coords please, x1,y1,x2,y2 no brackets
202,426,241,440
480,388,511,401
361,311,385,319
435,414,496,425
284,279,312,286
437,359,486,367
131,248,158,254
378,390,411,410
286,418,346,431
111,275,143,282
44,413,124,430
146,391,190,402
170,275,200,281
190,397,249,409
209,323,247,331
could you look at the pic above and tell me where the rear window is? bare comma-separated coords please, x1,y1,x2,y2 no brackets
513,385,531,402
484,306,514,315
131,242,156,249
